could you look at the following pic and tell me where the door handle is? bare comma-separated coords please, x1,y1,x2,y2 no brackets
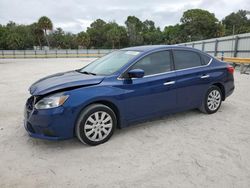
200,74,210,79
164,81,175,86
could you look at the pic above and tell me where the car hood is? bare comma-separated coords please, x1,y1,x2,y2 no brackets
29,70,105,95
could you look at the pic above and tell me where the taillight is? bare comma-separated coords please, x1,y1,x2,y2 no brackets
227,65,234,74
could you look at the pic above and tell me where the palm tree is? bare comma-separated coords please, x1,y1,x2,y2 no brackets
38,16,53,48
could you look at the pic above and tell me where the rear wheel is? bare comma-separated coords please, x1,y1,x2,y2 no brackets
75,104,116,146
199,85,222,114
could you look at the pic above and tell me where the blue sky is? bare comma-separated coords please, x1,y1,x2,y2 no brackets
0,0,249,33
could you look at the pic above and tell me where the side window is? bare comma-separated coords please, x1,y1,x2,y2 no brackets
201,54,211,65
173,50,202,70
131,51,171,76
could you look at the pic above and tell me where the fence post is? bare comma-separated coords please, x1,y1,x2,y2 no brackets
234,36,239,57
2,50,4,59
202,42,205,52
192,43,194,48
221,51,224,61
214,40,218,57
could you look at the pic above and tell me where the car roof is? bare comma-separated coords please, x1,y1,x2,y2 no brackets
122,45,195,53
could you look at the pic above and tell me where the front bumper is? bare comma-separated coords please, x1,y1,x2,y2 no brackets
24,96,75,140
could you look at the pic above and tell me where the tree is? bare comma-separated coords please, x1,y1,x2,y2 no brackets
48,27,65,49
181,9,223,41
142,20,164,44
87,19,107,48
107,26,119,49
1,9,250,50
106,22,127,49
117,26,129,48
38,16,53,48
6,32,21,49
3,22,21,49
0,24,8,49
31,23,44,49
62,33,78,49
163,24,187,44
142,20,156,32
0,22,36,50
222,10,250,35
77,31,90,48
125,16,144,46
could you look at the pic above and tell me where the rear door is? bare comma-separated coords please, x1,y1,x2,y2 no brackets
172,49,212,109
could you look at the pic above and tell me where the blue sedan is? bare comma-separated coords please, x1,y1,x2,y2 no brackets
24,45,235,145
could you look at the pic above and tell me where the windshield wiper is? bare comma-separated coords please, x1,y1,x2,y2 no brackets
78,71,96,76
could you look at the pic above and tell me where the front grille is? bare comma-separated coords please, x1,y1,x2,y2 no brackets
25,96,38,119
26,96,35,111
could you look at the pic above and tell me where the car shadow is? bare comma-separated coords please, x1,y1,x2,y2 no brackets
24,109,203,149
25,136,86,149
25,103,233,149
113,109,202,136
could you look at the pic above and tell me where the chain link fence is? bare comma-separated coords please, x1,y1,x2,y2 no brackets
0,49,115,59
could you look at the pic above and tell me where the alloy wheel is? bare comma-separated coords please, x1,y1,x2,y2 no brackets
207,90,221,111
84,111,113,142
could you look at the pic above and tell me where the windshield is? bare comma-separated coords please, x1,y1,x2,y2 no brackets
79,50,141,75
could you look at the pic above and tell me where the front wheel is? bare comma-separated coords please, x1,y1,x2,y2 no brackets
199,85,222,114
75,104,116,146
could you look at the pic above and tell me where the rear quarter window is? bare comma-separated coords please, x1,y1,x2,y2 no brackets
201,54,212,65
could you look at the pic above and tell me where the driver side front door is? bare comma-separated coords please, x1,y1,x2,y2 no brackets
117,50,178,123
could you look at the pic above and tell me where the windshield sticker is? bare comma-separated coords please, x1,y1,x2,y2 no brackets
125,51,140,56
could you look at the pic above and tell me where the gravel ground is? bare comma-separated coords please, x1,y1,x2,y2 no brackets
0,58,250,188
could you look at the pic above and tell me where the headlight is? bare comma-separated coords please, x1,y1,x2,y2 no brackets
35,93,69,110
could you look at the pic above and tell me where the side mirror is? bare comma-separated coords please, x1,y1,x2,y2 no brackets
127,69,144,78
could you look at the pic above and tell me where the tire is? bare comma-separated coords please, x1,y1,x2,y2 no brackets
199,85,222,114
75,104,117,146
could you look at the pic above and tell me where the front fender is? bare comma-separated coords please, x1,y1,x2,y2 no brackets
63,85,127,129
